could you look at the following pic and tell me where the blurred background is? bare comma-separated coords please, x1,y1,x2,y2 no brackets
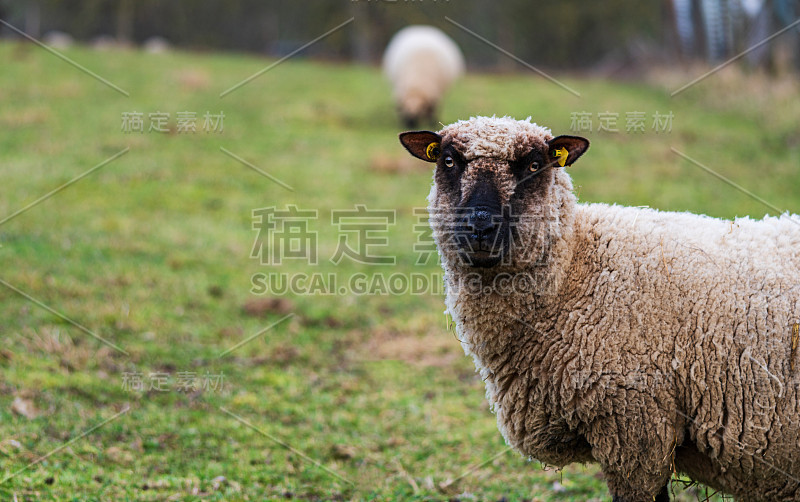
3,0,799,73
0,1,798,501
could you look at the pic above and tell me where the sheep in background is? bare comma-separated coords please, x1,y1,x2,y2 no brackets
382,26,464,129
399,115,800,501
143,36,171,54
43,31,74,50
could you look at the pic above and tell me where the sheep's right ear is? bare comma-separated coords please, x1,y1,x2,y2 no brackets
399,131,443,162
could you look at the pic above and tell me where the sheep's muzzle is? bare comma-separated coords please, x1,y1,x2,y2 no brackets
452,184,511,268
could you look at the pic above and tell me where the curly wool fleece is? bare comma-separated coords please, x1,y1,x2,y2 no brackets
428,116,800,500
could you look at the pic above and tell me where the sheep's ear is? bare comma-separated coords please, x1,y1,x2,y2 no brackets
399,131,443,162
547,135,590,167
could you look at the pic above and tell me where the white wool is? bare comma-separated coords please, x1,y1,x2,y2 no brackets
438,115,553,161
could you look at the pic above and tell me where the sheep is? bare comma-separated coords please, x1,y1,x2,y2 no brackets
382,25,465,129
399,115,800,501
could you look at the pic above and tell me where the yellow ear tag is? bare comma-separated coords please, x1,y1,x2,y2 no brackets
426,142,441,161
553,147,568,167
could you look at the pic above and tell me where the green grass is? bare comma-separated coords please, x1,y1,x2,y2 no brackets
1,40,798,501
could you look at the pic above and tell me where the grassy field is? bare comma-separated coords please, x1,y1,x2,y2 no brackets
0,40,798,501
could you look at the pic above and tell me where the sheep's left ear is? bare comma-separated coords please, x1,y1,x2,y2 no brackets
399,131,443,162
547,135,590,167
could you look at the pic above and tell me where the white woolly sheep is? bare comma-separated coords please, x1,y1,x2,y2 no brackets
382,25,465,129
399,116,800,501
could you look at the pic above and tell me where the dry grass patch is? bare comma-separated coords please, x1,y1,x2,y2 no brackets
364,326,461,368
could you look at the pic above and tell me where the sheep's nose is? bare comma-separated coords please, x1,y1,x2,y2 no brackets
467,208,499,241
471,209,495,232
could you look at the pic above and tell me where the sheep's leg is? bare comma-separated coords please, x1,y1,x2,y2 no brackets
654,483,670,501
611,484,670,501
425,104,437,128
599,447,673,501
609,482,669,502
610,483,669,502
586,405,675,501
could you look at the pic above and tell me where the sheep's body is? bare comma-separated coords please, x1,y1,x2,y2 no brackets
448,200,800,499
382,26,464,128
413,116,800,500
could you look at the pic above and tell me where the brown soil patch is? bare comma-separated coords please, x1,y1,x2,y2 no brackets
370,153,430,175
364,327,461,368
241,297,294,317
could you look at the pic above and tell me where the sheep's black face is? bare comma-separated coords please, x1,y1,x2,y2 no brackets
444,149,559,268
399,128,589,269
444,154,512,268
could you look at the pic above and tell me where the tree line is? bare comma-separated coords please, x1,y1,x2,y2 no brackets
1,0,797,72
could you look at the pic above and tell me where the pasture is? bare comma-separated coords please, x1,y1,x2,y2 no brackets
1,41,798,500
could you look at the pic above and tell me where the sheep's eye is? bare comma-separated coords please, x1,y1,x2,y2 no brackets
444,156,455,168
529,161,540,172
